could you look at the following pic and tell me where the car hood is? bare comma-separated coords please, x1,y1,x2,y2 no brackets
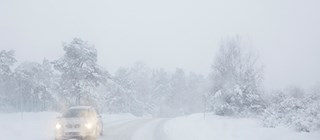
59,117,95,125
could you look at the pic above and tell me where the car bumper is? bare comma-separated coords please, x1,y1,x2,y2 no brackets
55,129,96,140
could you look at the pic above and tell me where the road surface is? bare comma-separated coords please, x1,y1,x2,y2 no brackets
99,118,171,140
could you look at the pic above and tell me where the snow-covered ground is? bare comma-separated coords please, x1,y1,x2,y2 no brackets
0,112,59,140
0,112,319,140
165,114,320,140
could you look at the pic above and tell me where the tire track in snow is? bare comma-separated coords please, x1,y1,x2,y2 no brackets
131,118,171,140
104,119,137,129
154,119,171,140
101,118,154,140
100,118,171,140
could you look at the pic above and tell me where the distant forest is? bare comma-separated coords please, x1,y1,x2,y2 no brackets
1,37,319,132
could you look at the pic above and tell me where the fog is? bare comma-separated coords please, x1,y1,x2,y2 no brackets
2,1,320,139
1,0,320,89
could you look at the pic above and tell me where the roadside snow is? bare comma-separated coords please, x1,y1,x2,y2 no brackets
165,113,320,140
0,112,59,140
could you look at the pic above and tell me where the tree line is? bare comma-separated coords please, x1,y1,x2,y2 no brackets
0,37,319,131
0,38,207,116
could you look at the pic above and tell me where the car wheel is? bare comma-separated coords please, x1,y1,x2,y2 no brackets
100,128,103,136
86,136,97,140
99,124,103,136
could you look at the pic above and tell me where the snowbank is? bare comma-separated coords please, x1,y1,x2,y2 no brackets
0,112,60,140
164,113,320,140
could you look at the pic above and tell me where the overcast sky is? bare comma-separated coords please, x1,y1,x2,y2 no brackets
1,0,320,89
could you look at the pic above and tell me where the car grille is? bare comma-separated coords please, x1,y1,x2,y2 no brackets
74,124,81,128
65,124,81,128
65,132,80,136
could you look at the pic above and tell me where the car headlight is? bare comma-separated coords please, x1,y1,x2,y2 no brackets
56,123,62,130
85,123,92,129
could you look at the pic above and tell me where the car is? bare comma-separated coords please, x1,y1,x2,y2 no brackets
55,106,103,140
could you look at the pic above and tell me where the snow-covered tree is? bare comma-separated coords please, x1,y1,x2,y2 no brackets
1,42,208,115
262,88,320,132
128,62,153,101
209,37,265,116
166,68,189,116
186,72,207,113
13,60,57,111
150,68,172,116
102,67,145,116
0,50,17,111
0,50,16,79
53,38,109,108
126,62,154,114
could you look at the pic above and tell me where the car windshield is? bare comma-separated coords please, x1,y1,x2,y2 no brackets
63,109,95,118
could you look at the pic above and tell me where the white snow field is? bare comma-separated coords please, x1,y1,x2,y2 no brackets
0,112,319,140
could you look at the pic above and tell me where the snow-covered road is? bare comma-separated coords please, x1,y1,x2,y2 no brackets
1,112,320,140
102,118,170,140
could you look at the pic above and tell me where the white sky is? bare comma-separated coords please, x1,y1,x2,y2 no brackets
1,0,320,89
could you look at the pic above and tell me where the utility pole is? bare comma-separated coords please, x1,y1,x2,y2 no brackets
203,95,206,120
19,81,23,120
